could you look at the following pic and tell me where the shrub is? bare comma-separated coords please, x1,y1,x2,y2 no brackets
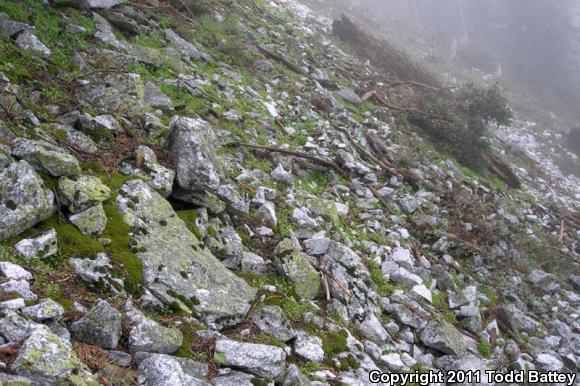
410,82,512,170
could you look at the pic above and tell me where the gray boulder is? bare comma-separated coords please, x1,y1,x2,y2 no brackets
136,352,209,386
73,0,126,9
58,175,110,213
117,179,256,327
144,81,173,111
69,203,107,235
292,331,324,362
21,299,65,322
126,302,183,354
168,116,247,215
164,29,201,59
12,326,99,385
14,30,51,56
251,306,295,341
0,12,30,38
0,161,56,241
119,145,174,197
76,73,145,115
273,240,320,300
12,138,80,177
167,117,217,188
214,338,286,380
70,300,122,349
213,371,256,386
419,320,470,356
337,88,362,105
0,261,32,280
15,229,58,259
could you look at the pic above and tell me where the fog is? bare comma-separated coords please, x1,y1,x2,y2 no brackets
330,0,580,122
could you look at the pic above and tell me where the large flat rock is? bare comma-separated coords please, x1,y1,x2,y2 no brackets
117,179,256,328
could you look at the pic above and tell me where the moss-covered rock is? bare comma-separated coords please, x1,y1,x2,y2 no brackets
12,326,99,385
58,175,111,213
12,138,81,177
69,203,107,235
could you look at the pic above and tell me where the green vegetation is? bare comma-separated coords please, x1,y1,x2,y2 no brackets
410,82,512,170
368,260,395,296
477,340,493,358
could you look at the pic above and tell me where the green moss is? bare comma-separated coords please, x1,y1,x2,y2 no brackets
174,322,203,358
102,199,143,295
40,215,105,259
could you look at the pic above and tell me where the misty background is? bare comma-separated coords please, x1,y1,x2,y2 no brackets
330,0,580,123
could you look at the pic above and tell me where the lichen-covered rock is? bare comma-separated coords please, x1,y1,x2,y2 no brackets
12,138,80,177
0,309,42,342
117,179,256,328
419,320,469,356
68,253,121,292
320,240,372,305
69,203,107,235
58,175,111,213
204,224,244,263
75,73,145,115
144,81,173,111
273,242,320,300
136,352,209,386
21,299,65,322
292,331,324,362
0,279,37,301
126,301,183,354
251,306,295,341
15,229,58,259
164,29,202,59
168,116,247,215
0,161,55,241
12,326,99,385
168,116,223,190
14,30,51,56
51,124,98,154
0,11,30,38
0,261,32,280
119,146,174,197
214,338,286,380
70,300,122,349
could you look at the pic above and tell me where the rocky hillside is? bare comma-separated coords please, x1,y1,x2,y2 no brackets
0,0,578,385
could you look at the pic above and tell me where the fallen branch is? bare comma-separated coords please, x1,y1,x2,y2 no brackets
368,90,450,121
233,142,347,177
332,125,398,176
257,45,309,77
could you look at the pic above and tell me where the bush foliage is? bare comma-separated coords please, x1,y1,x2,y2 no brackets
410,82,512,170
